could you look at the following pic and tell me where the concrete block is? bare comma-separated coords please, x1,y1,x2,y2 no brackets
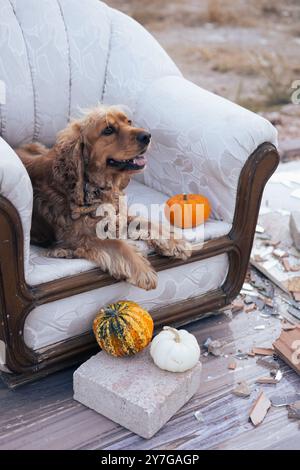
73,347,202,439
290,211,300,251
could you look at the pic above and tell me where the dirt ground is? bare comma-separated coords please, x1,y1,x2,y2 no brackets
106,0,300,149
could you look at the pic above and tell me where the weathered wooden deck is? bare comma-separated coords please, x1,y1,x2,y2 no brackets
1,299,299,450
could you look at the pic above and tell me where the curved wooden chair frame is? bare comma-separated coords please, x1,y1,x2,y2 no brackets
0,142,279,385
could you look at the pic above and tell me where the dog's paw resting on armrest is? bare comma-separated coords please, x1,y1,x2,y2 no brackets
148,237,192,261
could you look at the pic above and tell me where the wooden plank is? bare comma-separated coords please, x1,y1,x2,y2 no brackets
252,347,274,356
0,306,299,450
249,391,271,426
273,325,300,375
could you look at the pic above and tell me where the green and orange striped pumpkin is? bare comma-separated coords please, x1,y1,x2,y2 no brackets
93,301,154,357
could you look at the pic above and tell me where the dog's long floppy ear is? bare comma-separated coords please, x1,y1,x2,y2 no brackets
52,121,86,206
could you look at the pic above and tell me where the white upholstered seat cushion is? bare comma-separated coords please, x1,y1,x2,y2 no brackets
26,179,232,286
24,252,228,350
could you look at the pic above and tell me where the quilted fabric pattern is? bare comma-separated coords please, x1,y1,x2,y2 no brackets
0,137,33,269
0,0,111,147
0,0,179,147
134,76,278,223
24,252,228,350
102,8,181,110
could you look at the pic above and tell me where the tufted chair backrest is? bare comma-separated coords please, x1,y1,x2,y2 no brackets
0,0,180,148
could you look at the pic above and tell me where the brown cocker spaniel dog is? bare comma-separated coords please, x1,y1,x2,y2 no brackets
16,106,191,290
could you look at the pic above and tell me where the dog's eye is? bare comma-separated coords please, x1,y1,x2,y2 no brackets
102,126,115,136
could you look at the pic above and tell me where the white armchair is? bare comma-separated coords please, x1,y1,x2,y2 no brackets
0,0,279,382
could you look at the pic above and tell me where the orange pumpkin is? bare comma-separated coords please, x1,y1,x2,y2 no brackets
165,193,211,229
93,301,154,357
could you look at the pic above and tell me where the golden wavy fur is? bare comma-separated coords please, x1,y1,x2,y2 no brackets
16,106,191,290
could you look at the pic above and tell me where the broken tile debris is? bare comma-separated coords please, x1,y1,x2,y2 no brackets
256,356,280,371
261,297,274,308
203,337,212,349
255,377,278,385
293,292,300,302
290,211,300,251
194,410,205,423
251,271,273,294
242,282,254,292
260,304,278,318
256,232,271,241
231,299,244,313
251,209,300,303
207,340,223,357
223,309,233,320
254,325,266,330
251,257,289,294
228,360,237,370
286,276,300,293
235,352,249,361
206,211,300,426
287,401,300,420
281,319,297,331
282,297,300,310
270,392,300,407
274,370,283,382
240,290,259,297
255,367,282,384
244,295,255,305
256,225,265,234
273,248,288,258
287,306,300,321
254,298,266,310
245,303,257,313
282,258,291,272
249,391,271,426
252,347,274,356
203,338,224,357
290,263,300,272
273,325,300,375
233,381,251,398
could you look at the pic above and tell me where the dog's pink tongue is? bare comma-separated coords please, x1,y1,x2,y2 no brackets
134,156,146,166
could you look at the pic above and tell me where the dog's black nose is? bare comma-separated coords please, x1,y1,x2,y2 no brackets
136,131,151,145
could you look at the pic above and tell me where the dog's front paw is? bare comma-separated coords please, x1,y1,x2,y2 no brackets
150,238,192,261
45,247,74,259
128,269,158,291
127,258,158,291
170,238,192,261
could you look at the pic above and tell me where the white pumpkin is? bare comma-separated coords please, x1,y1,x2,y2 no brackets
150,326,200,372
